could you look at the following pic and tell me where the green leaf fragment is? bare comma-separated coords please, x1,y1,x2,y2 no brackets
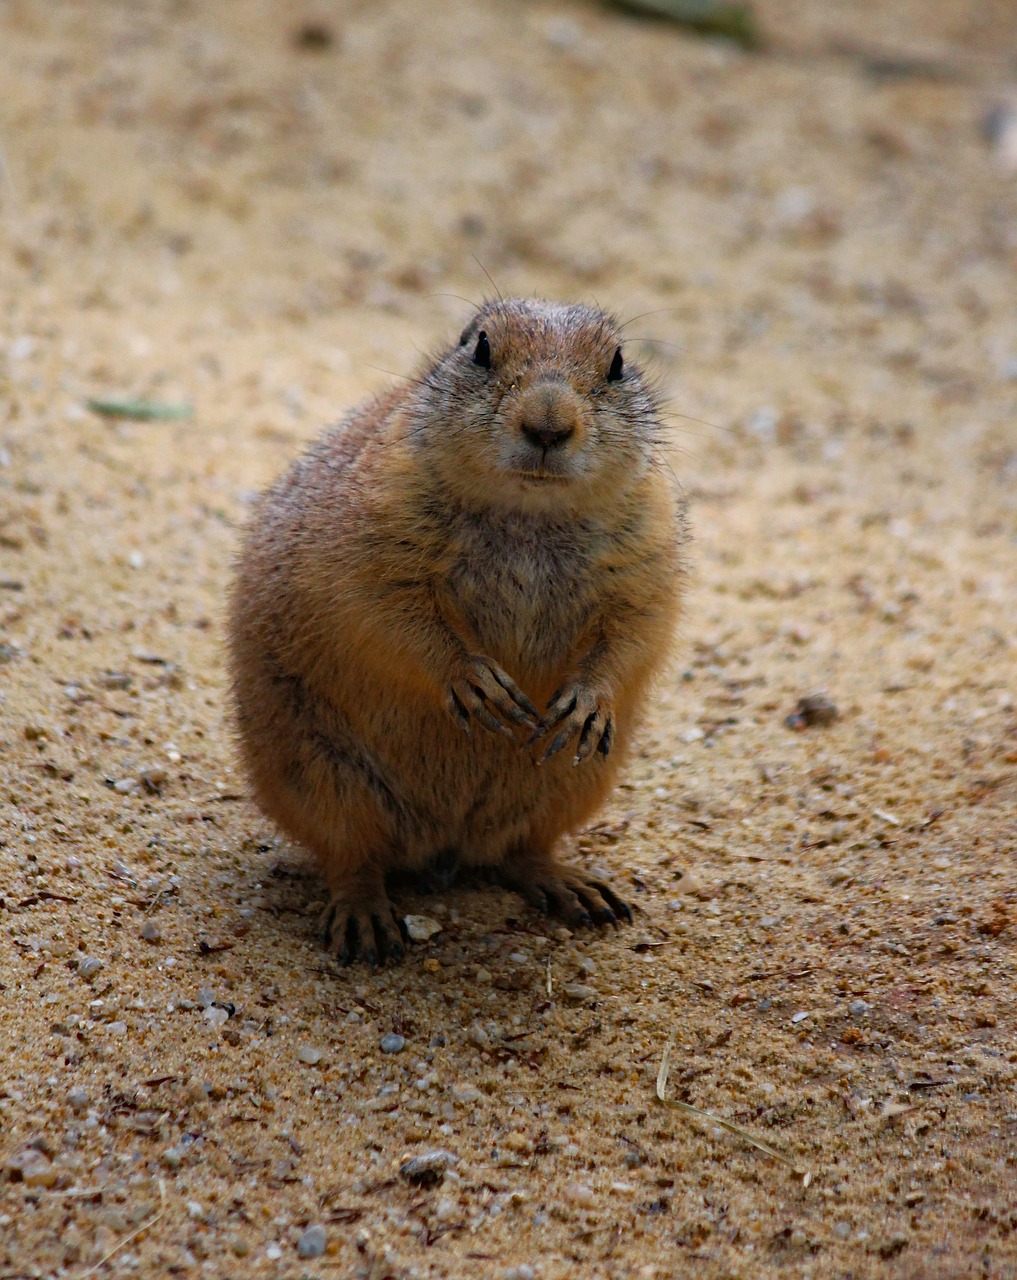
609,0,759,49
86,399,193,421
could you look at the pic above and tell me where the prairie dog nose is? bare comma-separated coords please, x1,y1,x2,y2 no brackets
518,380,582,450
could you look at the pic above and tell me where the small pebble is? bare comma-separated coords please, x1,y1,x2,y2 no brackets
162,1146,184,1169
399,1150,457,1187
563,983,597,1002
140,920,161,944
78,957,102,980
139,767,167,794
298,1045,322,1066
380,1032,405,1054
985,94,1017,171
113,777,140,795
791,1011,809,1025
833,1221,851,1239
21,1153,57,1189
292,19,335,50
204,1006,229,1027
746,406,777,439
467,1023,490,1049
785,692,838,729
504,1267,537,1280
564,1181,596,1208
265,1243,283,1261
98,671,132,690
452,1083,481,1104
848,1000,870,1015
296,1225,328,1259
404,914,442,942
8,334,34,360
6,1149,57,1188
67,1087,89,1112
434,1197,459,1221
678,869,706,898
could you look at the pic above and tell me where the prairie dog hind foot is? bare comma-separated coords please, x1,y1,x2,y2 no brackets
319,885,409,967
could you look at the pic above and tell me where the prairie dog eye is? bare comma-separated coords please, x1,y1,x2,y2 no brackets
473,331,492,370
607,347,624,382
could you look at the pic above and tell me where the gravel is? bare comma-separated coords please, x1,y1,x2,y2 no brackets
403,914,442,941
296,1224,328,1258
380,1032,406,1054
399,1150,457,1186
564,1182,596,1208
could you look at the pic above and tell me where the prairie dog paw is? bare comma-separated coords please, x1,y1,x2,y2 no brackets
506,862,633,928
538,684,614,765
320,894,409,967
446,655,543,738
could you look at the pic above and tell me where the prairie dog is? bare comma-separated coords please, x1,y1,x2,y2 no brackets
228,298,687,964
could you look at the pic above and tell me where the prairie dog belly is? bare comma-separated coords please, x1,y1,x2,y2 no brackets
342,669,614,867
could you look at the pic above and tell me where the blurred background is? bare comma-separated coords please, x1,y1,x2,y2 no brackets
3,0,1017,451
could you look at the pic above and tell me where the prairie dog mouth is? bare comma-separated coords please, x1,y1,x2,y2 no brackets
512,470,571,484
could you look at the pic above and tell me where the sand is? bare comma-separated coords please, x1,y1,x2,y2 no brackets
1,1,1015,1276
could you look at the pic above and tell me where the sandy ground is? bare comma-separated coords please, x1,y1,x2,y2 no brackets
1,1,1016,1276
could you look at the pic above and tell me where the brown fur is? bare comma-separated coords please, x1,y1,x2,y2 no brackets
227,298,687,964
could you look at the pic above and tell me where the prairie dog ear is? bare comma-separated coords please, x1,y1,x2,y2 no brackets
458,314,484,347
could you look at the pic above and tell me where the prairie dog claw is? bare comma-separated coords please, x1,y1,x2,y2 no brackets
320,895,410,967
538,683,614,765
498,860,633,929
447,655,543,737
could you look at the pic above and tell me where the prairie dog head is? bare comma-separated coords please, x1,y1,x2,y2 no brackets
407,298,664,515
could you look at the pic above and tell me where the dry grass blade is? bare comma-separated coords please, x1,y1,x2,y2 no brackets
80,1178,167,1276
656,1038,811,1184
